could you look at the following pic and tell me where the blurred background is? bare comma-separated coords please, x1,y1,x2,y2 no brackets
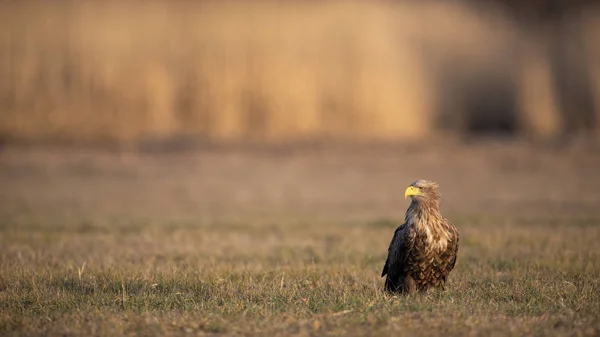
1,0,600,220
0,0,599,147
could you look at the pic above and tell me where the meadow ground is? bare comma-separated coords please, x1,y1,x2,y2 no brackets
1,140,599,336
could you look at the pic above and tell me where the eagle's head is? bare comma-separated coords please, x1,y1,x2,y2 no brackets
404,179,441,202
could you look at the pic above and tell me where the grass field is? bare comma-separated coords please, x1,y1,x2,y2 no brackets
1,141,600,336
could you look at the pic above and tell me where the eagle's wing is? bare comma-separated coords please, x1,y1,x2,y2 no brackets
381,223,408,277
441,219,460,277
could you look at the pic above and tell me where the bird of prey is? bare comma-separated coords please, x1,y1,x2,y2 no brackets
381,180,459,294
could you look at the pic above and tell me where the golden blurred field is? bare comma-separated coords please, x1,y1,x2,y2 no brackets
1,1,599,146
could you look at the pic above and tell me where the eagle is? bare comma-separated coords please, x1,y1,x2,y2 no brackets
381,179,459,294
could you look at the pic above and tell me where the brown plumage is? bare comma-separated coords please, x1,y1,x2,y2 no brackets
381,180,459,294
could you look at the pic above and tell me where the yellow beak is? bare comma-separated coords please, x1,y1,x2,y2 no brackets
404,186,420,199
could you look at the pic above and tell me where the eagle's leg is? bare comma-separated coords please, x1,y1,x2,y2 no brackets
385,274,415,294
402,276,417,294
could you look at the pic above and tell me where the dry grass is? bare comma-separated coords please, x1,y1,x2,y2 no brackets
1,1,599,144
1,141,600,336
1,211,599,336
